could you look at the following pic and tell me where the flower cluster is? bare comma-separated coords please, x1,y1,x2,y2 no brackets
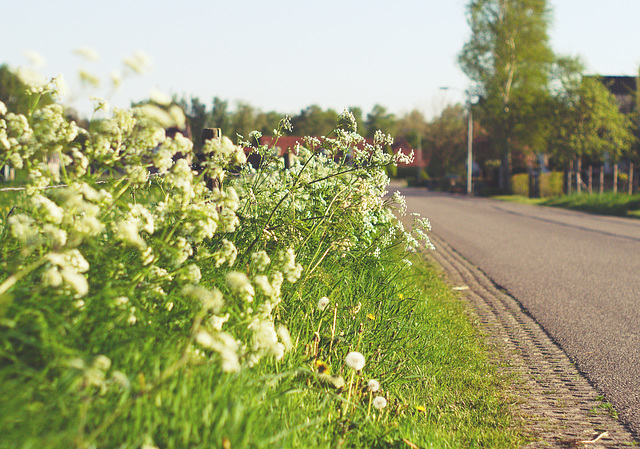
1,86,431,445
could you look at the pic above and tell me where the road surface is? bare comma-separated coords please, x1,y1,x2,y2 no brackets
398,188,640,438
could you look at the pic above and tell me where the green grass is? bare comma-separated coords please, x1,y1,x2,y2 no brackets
0,213,524,447
492,192,640,218
0,123,525,447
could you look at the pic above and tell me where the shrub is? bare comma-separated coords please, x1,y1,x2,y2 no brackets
539,171,564,198
511,173,529,197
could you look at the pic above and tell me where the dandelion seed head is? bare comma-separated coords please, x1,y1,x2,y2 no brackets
345,351,365,371
367,379,380,392
317,296,330,311
373,396,387,410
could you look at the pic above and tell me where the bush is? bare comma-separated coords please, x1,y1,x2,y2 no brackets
511,173,529,197
539,171,564,198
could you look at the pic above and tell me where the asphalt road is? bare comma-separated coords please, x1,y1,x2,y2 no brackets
397,187,640,437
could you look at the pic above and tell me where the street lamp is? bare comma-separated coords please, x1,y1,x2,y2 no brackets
439,87,473,195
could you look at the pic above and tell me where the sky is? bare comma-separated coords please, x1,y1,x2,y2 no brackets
2,0,640,120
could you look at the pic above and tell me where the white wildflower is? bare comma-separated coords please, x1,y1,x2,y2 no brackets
281,248,303,283
226,271,255,302
149,88,172,106
250,250,270,271
124,50,151,75
73,46,99,62
277,325,293,351
195,330,215,348
250,319,285,360
180,264,202,283
209,313,230,331
253,275,273,297
23,50,46,68
182,284,223,313
111,371,130,389
215,332,240,373
33,194,64,224
46,250,90,297
92,355,111,371
114,218,146,250
212,239,237,268
79,69,100,88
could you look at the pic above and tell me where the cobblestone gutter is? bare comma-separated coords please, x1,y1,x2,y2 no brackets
425,234,639,448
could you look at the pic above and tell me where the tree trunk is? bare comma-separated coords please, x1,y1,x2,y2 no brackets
629,163,634,195
498,152,509,191
613,164,618,194
588,166,593,195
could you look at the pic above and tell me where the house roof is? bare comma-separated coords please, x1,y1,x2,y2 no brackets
597,76,636,96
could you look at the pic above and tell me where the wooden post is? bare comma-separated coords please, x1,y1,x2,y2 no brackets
588,165,593,195
200,128,222,191
201,127,221,143
600,165,604,195
629,163,634,195
576,157,582,194
613,164,618,194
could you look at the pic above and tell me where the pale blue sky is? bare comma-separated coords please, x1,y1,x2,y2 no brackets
2,0,639,119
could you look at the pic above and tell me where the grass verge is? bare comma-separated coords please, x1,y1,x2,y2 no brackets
492,193,640,218
0,223,524,447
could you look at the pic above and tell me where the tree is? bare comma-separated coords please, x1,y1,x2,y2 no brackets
365,104,397,138
423,104,468,178
185,96,209,150
229,101,260,143
396,109,427,151
547,76,635,170
211,97,230,132
458,0,555,189
290,105,339,136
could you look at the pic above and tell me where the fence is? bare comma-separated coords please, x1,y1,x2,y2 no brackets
513,163,638,198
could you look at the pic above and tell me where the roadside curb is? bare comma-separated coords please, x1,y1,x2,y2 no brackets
424,233,639,448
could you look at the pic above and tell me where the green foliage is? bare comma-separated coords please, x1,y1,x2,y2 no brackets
459,0,556,187
423,104,468,178
365,104,398,138
547,77,635,164
290,105,340,136
511,173,529,197
539,171,564,197
542,192,640,217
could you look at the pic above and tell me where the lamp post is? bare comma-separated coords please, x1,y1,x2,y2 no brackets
440,87,473,195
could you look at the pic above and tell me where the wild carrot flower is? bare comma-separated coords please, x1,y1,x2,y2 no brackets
226,271,255,302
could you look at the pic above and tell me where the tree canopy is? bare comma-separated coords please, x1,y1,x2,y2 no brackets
458,0,555,187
